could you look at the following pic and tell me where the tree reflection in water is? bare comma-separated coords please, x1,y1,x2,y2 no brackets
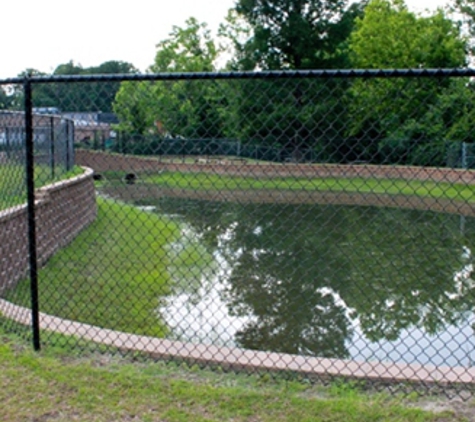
145,198,475,364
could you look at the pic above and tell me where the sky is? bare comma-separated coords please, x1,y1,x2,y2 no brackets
0,0,452,79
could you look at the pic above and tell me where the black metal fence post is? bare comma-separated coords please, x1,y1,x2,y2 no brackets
50,116,55,179
70,120,75,170
24,76,41,351
65,120,72,171
5,127,10,159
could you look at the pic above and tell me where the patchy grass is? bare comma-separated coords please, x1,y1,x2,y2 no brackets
0,329,465,422
102,171,475,204
5,198,183,336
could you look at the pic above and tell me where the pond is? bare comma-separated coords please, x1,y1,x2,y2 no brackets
138,197,475,368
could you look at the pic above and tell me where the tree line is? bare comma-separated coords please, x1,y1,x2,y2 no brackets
1,61,137,113
3,0,475,166
112,0,475,166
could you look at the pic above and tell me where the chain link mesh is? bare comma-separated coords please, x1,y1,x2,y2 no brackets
1,71,475,397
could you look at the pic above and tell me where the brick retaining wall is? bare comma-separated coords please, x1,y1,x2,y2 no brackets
76,150,475,185
0,167,97,294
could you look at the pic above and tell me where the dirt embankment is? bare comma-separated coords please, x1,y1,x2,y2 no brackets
76,150,475,184
78,150,475,215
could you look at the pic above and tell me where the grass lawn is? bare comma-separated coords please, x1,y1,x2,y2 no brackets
112,171,475,204
0,328,466,422
5,197,185,336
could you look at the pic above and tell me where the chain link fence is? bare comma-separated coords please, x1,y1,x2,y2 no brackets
1,70,475,397
0,111,74,179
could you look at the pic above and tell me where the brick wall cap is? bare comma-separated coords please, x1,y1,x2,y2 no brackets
37,167,94,194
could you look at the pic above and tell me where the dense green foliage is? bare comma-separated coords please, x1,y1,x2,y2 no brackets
0,86,13,109
346,0,469,165
349,0,465,69
232,0,367,70
111,0,474,167
2,0,473,166
16,60,137,112
114,18,226,142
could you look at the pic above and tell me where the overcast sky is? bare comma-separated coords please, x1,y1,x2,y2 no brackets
0,0,452,79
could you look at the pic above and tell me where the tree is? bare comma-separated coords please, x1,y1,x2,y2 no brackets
150,17,219,73
218,10,254,71
150,18,227,139
221,77,351,162
113,18,228,154
349,0,465,69
453,0,475,53
216,1,368,163
230,0,367,70
10,69,49,110
83,61,138,113
346,0,467,165
0,87,14,110
26,60,137,112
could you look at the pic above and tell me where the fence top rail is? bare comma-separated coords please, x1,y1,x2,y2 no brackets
1,68,475,85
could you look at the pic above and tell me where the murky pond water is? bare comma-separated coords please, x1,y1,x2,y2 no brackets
139,197,475,367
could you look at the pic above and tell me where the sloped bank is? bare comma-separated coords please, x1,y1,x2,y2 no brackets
76,149,475,185
0,167,97,295
101,184,475,216
78,150,475,215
